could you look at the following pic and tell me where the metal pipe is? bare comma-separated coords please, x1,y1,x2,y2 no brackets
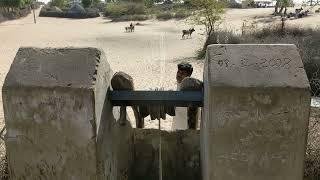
109,90,204,107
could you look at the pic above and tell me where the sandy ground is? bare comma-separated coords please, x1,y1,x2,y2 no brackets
223,6,320,32
0,9,205,130
0,7,319,132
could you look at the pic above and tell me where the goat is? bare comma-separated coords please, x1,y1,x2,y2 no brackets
182,28,195,39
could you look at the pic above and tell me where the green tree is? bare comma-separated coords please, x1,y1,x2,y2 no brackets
0,0,32,12
274,0,293,15
51,0,67,8
191,0,226,36
144,0,155,8
92,0,100,5
82,0,92,7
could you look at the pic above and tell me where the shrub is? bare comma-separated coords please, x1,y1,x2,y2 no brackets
198,25,320,97
126,2,145,15
111,14,149,22
197,30,241,58
93,2,106,12
50,0,67,9
174,9,191,19
85,8,100,18
105,3,127,17
104,2,145,18
0,155,8,180
0,0,32,9
305,107,320,180
82,0,91,8
39,5,65,17
144,0,155,8
39,5,99,18
156,11,173,20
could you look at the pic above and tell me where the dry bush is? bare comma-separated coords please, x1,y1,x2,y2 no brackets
104,2,146,18
0,155,8,180
0,128,7,180
199,22,320,96
174,8,191,19
305,107,320,180
111,14,149,22
156,11,173,20
197,29,241,58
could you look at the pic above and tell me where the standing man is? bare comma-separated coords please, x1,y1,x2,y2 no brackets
171,62,193,130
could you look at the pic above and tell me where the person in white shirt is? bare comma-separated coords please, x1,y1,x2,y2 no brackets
171,62,194,130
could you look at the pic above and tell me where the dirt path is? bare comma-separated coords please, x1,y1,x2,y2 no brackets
0,9,204,130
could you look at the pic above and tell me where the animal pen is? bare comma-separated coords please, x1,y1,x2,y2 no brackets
2,44,311,180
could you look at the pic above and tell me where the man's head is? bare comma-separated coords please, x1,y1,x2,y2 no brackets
176,62,193,83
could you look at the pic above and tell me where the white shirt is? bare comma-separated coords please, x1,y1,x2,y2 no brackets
171,83,188,130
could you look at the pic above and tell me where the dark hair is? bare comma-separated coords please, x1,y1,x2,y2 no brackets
178,62,193,76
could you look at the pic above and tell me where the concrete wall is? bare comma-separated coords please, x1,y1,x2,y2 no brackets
131,129,201,180
202,44,311,180
130,104,320,180
2,45,313,180
2,47,133,180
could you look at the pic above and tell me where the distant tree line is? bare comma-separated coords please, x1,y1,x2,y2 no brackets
274,0,293,15
0,0,33,11
50,0,101,8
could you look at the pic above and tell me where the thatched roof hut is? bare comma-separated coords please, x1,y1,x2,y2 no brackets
66,3,86,18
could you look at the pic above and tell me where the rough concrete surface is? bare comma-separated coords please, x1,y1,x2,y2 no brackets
2,47,133,180
131,129,201,180
202,44,311,180
205,44,310,88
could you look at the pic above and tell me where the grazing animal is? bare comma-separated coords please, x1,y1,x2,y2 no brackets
111,72,144,128
295,7,303,14
130,22,135,32
130,25,135,32
182,28,195,39
125,23,135,33
287,12,295,18
298,10,309,18
125,26,131,32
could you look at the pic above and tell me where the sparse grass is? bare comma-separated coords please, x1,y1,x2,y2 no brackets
197,30,241,58
104,2,192,21
0,156,8,180
156,11,173,20
198,25,320,97
305,107,320,180
153,3,193,20
110,14,149,22
104,2,146,18
0,139,7,180
156,9,191,20
174,8,191,19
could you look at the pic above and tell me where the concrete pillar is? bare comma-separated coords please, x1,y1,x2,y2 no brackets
2,47,133,180
201,44,311,180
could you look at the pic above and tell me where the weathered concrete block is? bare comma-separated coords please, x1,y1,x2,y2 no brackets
201,44,311,180
131,129,201,180
2,47,133,180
